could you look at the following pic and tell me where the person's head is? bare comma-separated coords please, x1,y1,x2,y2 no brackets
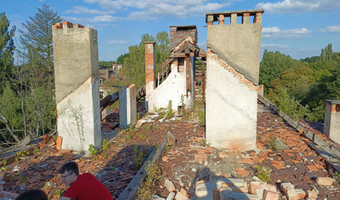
15,189,47,200
59,161,79,186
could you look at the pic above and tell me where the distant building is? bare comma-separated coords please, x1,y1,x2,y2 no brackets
98,63,123,99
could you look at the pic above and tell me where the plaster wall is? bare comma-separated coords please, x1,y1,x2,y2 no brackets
56,78,101,152
148,59,192,112
206,51,257,151
207,23,261,85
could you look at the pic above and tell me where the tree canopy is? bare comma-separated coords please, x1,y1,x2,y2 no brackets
260,44,340,122
0,5,62,148
0,12,15,92
113,31,170,90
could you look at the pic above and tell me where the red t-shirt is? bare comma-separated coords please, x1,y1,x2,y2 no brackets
64,173,113,200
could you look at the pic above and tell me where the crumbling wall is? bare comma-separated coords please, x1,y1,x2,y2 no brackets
147,58,191,112
205,10,264,151
53,21,101,152
144,32,196,113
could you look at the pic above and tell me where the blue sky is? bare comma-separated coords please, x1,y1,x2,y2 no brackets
1,0,340,62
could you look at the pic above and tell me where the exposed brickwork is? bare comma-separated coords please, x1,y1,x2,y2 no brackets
206,10,264,26
219,14,224,24
144,42,155,87
52,21,84,29
330,104,340,112
242,12,250,24
254,12,262,23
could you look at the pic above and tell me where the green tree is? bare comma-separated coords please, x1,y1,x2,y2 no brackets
259,50,302,94
118,31,170,89
0,12,16,92
269,87,309,121
0,5,62,147
18,4,62,81
269,65,315,100
0,84,22,144
320,43,333,61
116,53,129,64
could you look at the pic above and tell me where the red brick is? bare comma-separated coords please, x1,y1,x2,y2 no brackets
236,168,249,177
307,165,319,172
56,136,62,150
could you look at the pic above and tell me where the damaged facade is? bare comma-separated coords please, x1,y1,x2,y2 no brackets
144,25,206,113
52,21,102,152
205,10,264,151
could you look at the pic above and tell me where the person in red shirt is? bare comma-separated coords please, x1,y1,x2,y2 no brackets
59,162,113,200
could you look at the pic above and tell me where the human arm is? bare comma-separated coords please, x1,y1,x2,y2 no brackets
59,197,72,200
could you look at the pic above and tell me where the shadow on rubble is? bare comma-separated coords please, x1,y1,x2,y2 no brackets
95,144,155,199
191,167,250,199
3,142,153,200
3,146,76,195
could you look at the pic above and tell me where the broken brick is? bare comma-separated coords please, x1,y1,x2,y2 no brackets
263,190,279,200
316,177,334,186
165,179,176,192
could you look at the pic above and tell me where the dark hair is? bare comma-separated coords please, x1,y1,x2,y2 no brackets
59,161,79,176
16,189,47,200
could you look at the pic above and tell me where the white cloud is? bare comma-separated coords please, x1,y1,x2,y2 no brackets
256,0,340,13
262,43,288,48
64,15,120,23
66,6,115,15
262,26,311,39
108,40,128,44
84,0,228,19
320,25,340,33
90,15,118,22
262,26,280,33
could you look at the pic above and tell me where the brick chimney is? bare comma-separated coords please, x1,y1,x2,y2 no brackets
170,25,197,49
144,42,156,96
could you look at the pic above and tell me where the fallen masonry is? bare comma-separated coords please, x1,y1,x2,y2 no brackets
1,101,340,199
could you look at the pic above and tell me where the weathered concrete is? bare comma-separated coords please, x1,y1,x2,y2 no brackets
119,84,137,128
205,10,263,151
324,100,340,145
53,21,101,152
206,10,264,85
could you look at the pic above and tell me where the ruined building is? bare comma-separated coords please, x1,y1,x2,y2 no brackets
144,25,206,113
